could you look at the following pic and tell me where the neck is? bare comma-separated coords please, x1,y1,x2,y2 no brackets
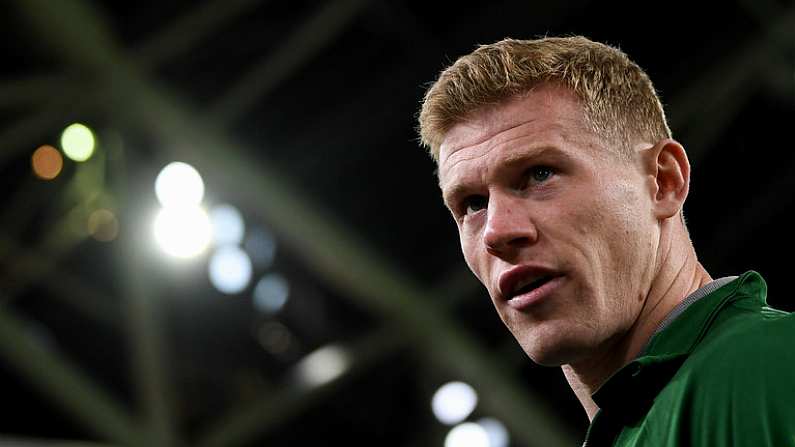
563,223,712,421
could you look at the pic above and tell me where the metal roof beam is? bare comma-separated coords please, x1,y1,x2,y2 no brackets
10,1,576,445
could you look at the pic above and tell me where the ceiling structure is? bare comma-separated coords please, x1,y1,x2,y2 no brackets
1,1,794,446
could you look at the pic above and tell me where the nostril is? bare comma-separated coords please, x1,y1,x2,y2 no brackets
485,234,534,257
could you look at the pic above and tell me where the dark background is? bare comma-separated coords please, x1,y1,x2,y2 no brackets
1,1,794,446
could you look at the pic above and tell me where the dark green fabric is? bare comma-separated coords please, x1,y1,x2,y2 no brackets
583,271,795,446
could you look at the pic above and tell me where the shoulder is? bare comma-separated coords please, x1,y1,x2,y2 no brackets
691,300,794,370
632,277,795,445
667,305,795,445
654,300,795,405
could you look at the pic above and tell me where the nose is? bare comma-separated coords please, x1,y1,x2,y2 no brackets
483,194,538,257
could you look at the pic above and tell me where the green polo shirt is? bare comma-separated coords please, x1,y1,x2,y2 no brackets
583,271,795,446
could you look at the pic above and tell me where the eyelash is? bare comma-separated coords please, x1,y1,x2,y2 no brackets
458,165,556,217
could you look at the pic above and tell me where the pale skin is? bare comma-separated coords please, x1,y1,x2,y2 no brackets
437,84,712,421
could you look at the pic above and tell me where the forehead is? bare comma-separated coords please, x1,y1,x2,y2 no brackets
438,85,595,184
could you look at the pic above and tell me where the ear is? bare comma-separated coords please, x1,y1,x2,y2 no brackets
641,139,690,220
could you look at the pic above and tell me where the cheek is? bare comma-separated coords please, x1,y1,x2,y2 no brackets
609,185,654,254
549,181,651,277
459,226,484,278
592,183,656,308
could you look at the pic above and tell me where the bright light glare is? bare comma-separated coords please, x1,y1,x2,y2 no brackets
444,422,490,447
61,123,95,162
153,206,212,258
208,246,253,294
432,381,479,425
296,345,350,387
210,204,245,246
477,418,509,447
155,162,205,207
253,273,289,314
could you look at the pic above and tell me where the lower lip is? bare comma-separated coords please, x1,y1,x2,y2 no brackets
507,276,564,310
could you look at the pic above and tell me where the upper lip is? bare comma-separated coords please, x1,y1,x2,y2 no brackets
498,265,562,301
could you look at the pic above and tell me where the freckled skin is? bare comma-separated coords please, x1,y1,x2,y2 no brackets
438,85,659,367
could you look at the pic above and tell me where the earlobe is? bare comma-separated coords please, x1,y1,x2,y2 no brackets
649,139,690,220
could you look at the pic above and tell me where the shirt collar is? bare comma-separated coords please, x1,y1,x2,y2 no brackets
638,275,738,356
591,271,767,413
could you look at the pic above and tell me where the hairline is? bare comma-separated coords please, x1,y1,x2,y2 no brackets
433,83,638,170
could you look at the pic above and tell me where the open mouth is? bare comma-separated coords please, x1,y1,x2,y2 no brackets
513,275,555,297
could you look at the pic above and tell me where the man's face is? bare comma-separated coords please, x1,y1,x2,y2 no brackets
437,85,658,366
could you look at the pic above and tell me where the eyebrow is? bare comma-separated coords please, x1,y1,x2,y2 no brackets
441,182,470,210
501,145,567,168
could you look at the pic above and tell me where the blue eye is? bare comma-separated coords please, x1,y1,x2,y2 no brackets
529,166,554,183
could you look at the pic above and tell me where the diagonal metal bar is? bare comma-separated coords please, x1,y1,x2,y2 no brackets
114,239,178,447
0,0,269,300
112,186,179,446
0,0,274,332
131,81,576,447
9,3,167,445
0,91,87,166
132,0,264,69
197,326,406,447
0,302,148,446
667,5,795,167
12,1,577,445
0,2,292,443
738,0,795,49
0,171,140,441
0,0,262,165
0,147,111,304
0,74,76,109
0,237,117,325
0,177,48,239
140,82,576,447
207,0,370,126
0,216,93,306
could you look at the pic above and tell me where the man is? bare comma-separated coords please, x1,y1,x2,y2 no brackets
418,36,795,446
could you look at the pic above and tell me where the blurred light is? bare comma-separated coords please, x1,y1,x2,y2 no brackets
155,162,204,207
253,273,289,314
244,227,277,268
432,381,479,425
87,208,119,242
256,321,294,355
208,246,253,294
477,418,509,447
295,345,350,387
61,123,95,162
31,145,63,180
153,206,212,258
210,204,245,246
445,423,490,447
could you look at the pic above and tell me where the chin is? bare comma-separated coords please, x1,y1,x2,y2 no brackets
524,344,578,367
515,325,595,367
